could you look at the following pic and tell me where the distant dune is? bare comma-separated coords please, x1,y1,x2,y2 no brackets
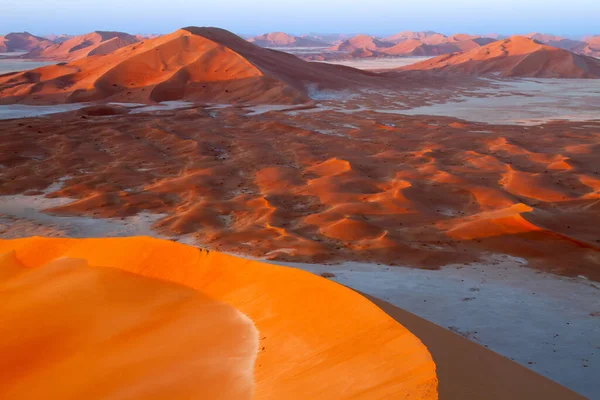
44,34,73,43
322,32,497,59
0,32,53,52
525,33,600,58
382,31,446,44
248,32,329,47
0,27,382,105
399,36,600,78
26,31,139,61
330,34,395,52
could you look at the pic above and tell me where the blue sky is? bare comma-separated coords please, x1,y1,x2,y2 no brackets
2,0,599,37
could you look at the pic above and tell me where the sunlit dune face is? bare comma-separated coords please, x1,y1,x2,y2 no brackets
0,237,438,400
0,253,257,400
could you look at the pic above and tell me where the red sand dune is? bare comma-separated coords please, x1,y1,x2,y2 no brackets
382,31,446,45
525,33,584,51
578,35,600,58
0,32,53,53
0,237,438,399
328,32,496,58
400,36,600,78
330,34,395,52
248,32,329,47
525,33,600,58
26,31,139,61
0,27,382,105
382,38,494,56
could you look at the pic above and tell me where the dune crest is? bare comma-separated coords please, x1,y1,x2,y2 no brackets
0,237,438,400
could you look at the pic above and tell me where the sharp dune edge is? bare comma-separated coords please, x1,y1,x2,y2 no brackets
0,236,438,400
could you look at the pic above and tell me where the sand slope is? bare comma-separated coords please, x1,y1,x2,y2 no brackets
400,36,600,78
0,27,381,105
369,295,585,400
25,31,139,61
0,253,257,399
0,32,53,53
0,236,438,400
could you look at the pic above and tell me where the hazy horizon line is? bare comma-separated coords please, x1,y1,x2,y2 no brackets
2,27,598,40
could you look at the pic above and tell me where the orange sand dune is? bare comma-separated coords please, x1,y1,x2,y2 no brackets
330,35,395,52
578,35,600,57
25,31,139,61
0,254,257,400
0,237,438,400
443,203,540,240
0,27,383,105
400,36,600,78
318,32,494,59
381,35,495,57
500,167,575,202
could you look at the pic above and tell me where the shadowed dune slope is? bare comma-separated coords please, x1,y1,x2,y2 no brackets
0,27,382,105
25,31,139,61
368,296,586,400
400,36,600,78
0,32,53,52
0,237,438,400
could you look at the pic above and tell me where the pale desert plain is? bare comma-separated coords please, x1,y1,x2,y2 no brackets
0,21,599,400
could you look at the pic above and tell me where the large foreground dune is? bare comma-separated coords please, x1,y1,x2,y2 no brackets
0,27,381,105
0,236,437,399
400,36,600,78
